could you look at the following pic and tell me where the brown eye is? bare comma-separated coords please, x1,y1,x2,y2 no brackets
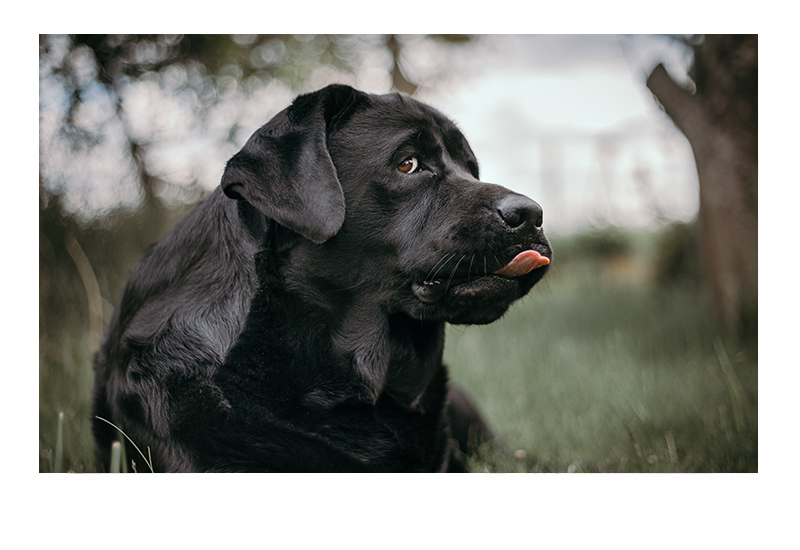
397,157,419,174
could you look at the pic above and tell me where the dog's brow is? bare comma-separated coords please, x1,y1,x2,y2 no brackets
412,127,440,150
389,128,438,156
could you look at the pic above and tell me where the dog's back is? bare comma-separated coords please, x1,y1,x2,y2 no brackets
91,190,261,471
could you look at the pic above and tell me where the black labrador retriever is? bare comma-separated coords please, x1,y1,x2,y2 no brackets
92,84,552,472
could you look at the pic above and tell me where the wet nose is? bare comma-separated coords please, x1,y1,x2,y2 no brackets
496,194,543,231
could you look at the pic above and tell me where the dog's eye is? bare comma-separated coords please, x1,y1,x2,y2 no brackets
397,157,419,174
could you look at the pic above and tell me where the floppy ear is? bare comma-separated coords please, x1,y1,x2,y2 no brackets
221,84,368,244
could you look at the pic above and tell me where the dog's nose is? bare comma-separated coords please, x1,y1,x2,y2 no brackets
496,194,543,230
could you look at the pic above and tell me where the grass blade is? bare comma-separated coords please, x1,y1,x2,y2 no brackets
120,438,128,473
110,441,121,473
54,411,64,473
665,430,678,464
95,416,155,473
714,338,746,433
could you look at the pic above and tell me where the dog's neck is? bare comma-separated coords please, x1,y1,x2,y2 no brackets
384,313,446,408
237,240,447,411
264,223,448,410
328,294,445,408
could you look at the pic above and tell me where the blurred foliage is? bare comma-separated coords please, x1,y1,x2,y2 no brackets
652,221,700,288
547,223,706,299
552,225,633,263
69,34,474,89
69,34,365,94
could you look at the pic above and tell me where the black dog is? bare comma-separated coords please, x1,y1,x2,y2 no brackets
92,84,552,472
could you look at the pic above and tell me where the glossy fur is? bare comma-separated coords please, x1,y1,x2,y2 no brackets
92,85,552,472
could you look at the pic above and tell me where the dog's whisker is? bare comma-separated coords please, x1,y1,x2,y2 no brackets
468,254,475,280
425,254,449,281
431,252,456,275
429,253,456,281
446,255,466,290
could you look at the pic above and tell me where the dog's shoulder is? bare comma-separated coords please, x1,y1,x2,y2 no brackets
111,189,262,370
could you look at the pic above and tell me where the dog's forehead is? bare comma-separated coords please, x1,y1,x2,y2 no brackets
337,92,477,168
370,93,462,137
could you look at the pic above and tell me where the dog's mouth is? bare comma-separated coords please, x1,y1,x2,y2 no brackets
411,249,551,305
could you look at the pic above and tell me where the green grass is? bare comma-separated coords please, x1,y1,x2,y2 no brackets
39,228,757,473
444,254,757,473
39,334,97,473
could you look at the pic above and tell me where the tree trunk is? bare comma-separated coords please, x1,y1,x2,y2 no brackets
646,35,758,335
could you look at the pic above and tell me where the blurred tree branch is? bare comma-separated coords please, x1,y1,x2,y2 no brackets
64,233,104,350
386,35,418,95
647,64,707,142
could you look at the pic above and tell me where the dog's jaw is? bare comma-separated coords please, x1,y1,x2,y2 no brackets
404,266,548,325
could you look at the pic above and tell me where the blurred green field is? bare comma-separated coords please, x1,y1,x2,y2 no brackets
39,225,757,473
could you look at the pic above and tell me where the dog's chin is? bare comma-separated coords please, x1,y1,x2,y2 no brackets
406,267,548,325
441,275,522,324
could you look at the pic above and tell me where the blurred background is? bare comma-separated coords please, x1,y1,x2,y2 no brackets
39,34,757,473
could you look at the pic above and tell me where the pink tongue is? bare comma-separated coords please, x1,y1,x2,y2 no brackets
493,250,550,278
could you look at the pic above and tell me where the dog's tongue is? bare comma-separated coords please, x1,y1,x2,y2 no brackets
493,250,550,278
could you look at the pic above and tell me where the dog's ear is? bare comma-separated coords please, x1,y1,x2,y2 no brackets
221,84,368,244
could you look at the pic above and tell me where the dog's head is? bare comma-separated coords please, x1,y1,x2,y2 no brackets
222,84,552,326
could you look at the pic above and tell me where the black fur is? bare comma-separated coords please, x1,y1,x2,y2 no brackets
92,84,552,472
